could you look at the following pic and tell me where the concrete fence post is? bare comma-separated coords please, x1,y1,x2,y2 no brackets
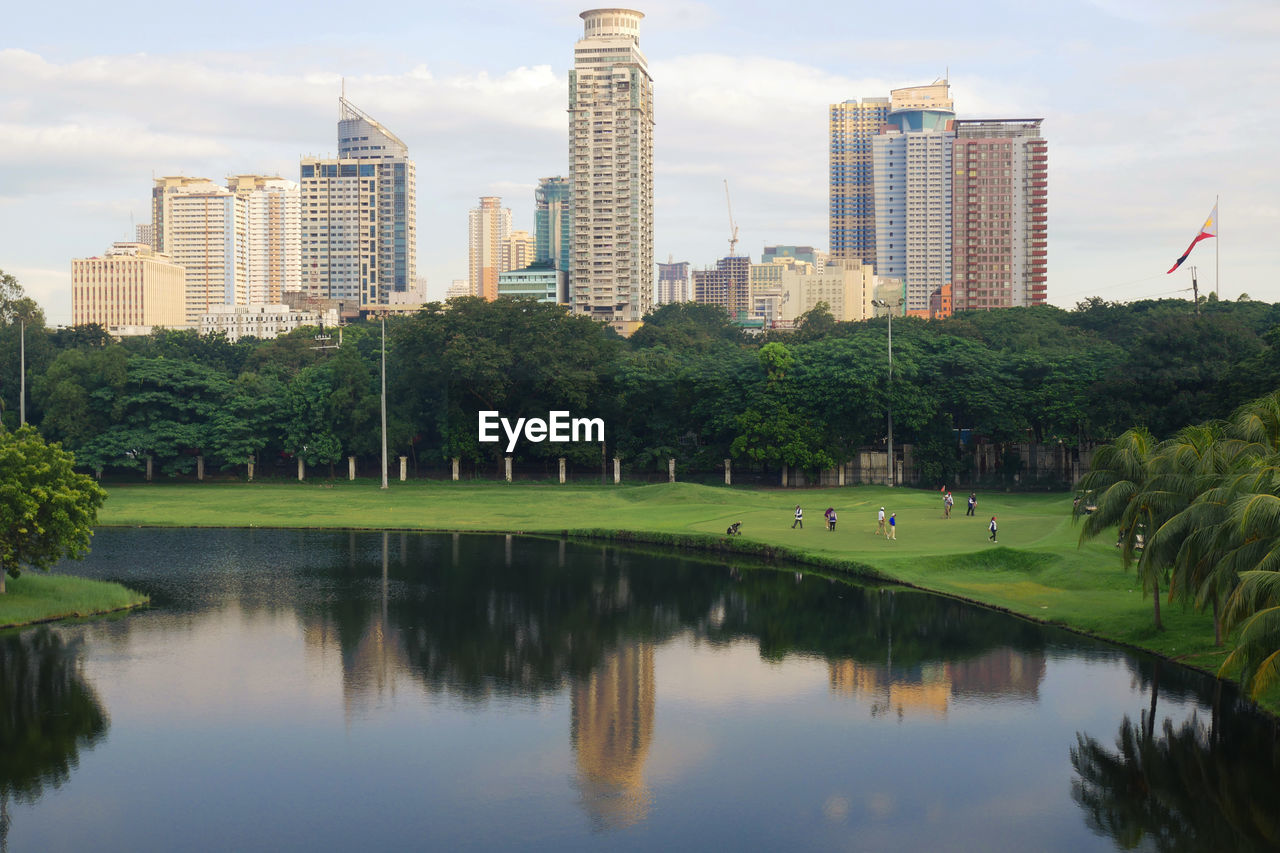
668,457,676,483
781,464,788,488
399,456,407,482
348,456,356,481
452,457,460,481
505,456,513,482
838,464,846,487
247,458,255,482
559,457,566,484
297,457,305,482
613,457,621,484
724,459,731,486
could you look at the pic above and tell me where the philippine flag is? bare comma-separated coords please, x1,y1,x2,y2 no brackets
1167,204,1217,274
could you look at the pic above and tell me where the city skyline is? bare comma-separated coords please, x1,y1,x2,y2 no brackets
2,0,1276,324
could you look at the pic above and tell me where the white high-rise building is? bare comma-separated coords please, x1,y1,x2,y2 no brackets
568,8,655,334
300,97,417,306
468,197,511,301
872,81,956,315
152,176,248,324
229,175,300,304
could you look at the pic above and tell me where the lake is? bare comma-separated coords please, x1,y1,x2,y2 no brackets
2,529,1277,851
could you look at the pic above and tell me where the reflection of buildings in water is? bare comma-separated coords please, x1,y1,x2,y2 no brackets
301,532,412,717
948,647,1046,702
571,643,655,831
830,660,950,718
829,647,1046,718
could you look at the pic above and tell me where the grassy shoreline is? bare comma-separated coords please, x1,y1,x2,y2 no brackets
0,573,149,629
94,479,1270,710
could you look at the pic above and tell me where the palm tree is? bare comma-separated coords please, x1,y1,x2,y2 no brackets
1217,491,1280,698
1146,422,1256,646
1077,427,1171,630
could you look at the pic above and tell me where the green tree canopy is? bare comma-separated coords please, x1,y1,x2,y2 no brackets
0,427,106,593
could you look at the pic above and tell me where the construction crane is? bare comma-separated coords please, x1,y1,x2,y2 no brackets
724,179,740,258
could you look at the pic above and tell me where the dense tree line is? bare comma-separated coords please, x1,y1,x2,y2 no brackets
3,267,1279,482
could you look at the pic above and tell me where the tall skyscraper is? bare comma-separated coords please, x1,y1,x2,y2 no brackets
569,8,654,333
829,97,890,265
151,176,248,324
228,175,300,304
535,176,571,274
468,196,511,301
951,119,1048,311
872,81,956,314
300,97,416,305
503,229,535,273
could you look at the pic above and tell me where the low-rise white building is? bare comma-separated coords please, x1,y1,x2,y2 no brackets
751,258,880,327
200,303,338,342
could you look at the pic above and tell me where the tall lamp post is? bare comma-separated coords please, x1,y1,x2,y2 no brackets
380,314,388,490
19,319,25,426
871,298,903,487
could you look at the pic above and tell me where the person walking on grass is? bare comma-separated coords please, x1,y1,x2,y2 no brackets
792,505,804,529
827,508,837,532
944,491,954,519
887,512,896,540
967,492,977,517
876,507,886,536
989,515,998,543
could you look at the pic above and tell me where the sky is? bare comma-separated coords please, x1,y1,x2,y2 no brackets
2,0,1278,325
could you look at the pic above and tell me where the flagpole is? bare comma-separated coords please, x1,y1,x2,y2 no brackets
1215,194,1220,298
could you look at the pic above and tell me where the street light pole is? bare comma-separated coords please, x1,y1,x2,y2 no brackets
886,308,894,487
872,299,901,487
380,315,388,490
19,319,25,427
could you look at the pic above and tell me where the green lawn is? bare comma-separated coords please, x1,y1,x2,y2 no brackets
96,479,1226,672
0,572,149,629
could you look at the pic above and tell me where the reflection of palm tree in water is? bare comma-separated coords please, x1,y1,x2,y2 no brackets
0,628,108,852
1070,691,1280,850
570,643,656,831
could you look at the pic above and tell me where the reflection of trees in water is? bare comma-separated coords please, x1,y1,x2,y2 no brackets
1071,694,1280,851
287,535,1058,705
78,530,1062,705
0,628,108,851
708,576,1049,670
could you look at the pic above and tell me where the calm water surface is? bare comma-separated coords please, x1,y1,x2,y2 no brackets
3,529,1279,851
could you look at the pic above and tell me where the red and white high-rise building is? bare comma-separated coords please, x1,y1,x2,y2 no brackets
951,119,1048,311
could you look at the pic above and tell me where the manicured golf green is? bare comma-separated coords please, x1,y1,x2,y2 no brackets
95,479,1229,674
0,572,149,629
